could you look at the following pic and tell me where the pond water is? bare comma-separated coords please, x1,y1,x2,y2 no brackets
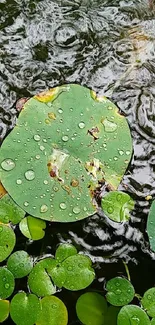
1,0,155,323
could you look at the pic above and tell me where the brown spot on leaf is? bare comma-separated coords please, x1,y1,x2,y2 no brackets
48,112,56,120
70,179,79,187
0,182,7,198
88,126,99,140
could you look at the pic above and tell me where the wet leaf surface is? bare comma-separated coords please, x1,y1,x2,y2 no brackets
0,84,132,222
117,305,151,325
7,250,33,279
36,296,68,325
141,287,155,317
106,277,135,307
0,194,25,225
0,224,16,263
0,267,15,299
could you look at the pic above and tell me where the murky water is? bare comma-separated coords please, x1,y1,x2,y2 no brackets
1,0,155,323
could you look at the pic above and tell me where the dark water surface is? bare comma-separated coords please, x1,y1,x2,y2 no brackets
1,0,155,323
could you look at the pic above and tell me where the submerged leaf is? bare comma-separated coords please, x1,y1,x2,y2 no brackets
101,191,134,222
0,84,132,222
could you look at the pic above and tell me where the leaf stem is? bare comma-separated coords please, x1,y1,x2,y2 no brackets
122,260,131,282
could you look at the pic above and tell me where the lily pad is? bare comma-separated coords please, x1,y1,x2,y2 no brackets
147,200,155,251
10,292,41,325
101,191,134,222
141,288,155,317
0,300,10,323
0,267,15,299
0,194,25,224
106,277,135,306
0,224,16,262
28,258,56,297
36,296,68,325
0,84,132,222
117,305,151,325
76,292,107,325
151,319,155,324
55,243,77,262
7,250,33,278
19,216,46,240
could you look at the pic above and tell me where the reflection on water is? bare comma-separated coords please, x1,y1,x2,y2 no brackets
1,0,155,323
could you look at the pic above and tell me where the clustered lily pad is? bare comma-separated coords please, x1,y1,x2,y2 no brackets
0,84,132,222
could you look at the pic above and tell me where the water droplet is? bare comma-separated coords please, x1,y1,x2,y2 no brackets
40,205,48,213
40,145,45,151
118,150,124,156
34,135,41,141
108,106,113,110
53,186,59,192
114,157,118,161
52,304,57,309
71,179,79,187
16,179,22,185
60,203,67,210
3,277,6,282
24,201,29,207
67,266,73,271
126,151,131,155
25,170,35,181
116,289,121,295
131,316,140,323
147,294,152,300
43,180,48,185
62,135,69,142
70,285,74,289
58,108,63,114
1,159,15,171
4,283,10,289
78,122,85,129
102,119,117,133
69,213,72,217
73,207,80,214
36,155,40,160
43,139,47,143
107,207,114,214
83,207,87,212
0,226,3,233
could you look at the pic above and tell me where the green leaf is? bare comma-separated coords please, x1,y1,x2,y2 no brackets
0,267,15,299
104,306,120,325
0,224,16,262
0,84,132,222
55,243,77,262
7,250,33,278
106,277,135,306
0,194,25,224
101,191,134,222
117,305,151,325
147,200,155,251
51,254,95,291
76,292,107,325
141,288,155,317
0,300,10,323
36,296,68,325
151,319,155,324
28,258,56,297
10,292,41,325
19,216,46,240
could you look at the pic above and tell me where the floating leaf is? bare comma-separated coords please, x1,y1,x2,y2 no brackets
19,216,46,240
76,292,107,325
0,267,15,299
106,277,135,306
0,84,132,222
151,319,155,324
50,254,95,291
117,305,150,325
28,258,56,297
10,292,41,325
101,191,134,222
141,288,155,317
55,243,77,262
0,300,10,323
7,250,33,278
0,194,25,224
36,296,68,325
0,224,16,262
147,200,155,251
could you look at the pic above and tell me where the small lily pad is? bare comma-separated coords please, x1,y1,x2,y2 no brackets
117,305,150,325
55,243,77,262
141,288,155,317
101,191,134,222
7,250,33,278
19,216,46,240
36,296,68,325
151,319,155,324
28,258,56,297
0,224,16,262
10,292,41,325
0,194,25,224
0,300,10,323
106,277,135,306
147,200,155,251
0,267,15,299
76,292,107,325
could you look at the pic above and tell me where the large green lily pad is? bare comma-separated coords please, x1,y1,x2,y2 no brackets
0,84,132,222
